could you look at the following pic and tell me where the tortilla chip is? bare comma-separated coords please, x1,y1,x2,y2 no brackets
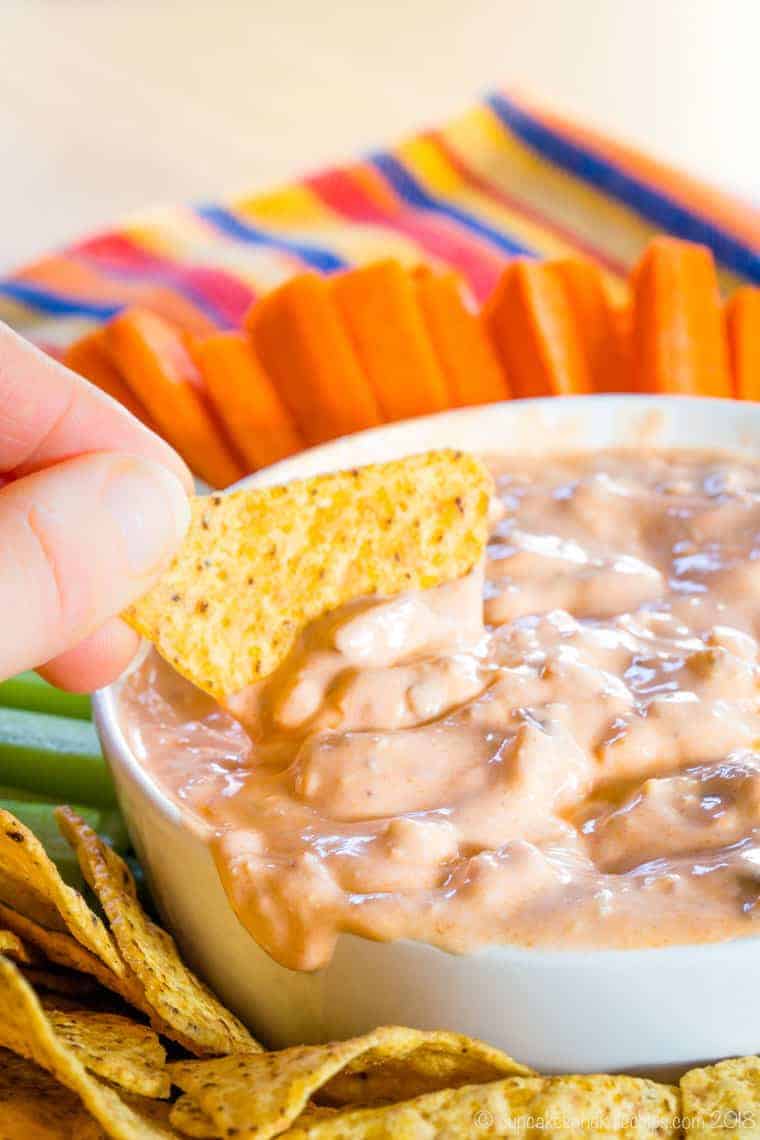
287,1106,340,1129
681,1055,760,1137
0,956,178,1139
44,1008,169,1099
0,1048,96,1139
0,900,144,1005
77,1095,180,1138
0,1048,91,1140
168,1102,344,1140
21,966,105,999
12,992,170,1098
280,1073,679,1139
169,1097,341,1139
55,808,256,1057
318,1028,531,1106
124,450,492,699
169,1094,219,1138
0,863,67,929
0,926,36,965
0,810,124,977
167,1026,528,1140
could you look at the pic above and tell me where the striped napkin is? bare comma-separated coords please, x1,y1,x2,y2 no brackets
1,90,758,353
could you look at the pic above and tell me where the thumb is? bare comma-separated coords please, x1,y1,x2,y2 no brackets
0,451,189,679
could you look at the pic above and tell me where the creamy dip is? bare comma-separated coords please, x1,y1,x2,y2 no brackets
120,450,760,970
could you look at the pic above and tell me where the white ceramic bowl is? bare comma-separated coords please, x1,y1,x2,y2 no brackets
95,395,760,1075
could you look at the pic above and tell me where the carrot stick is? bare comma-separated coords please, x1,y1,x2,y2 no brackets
725,286,760,400
483,259,592,397
64,330,154,426
246,272,381,445
105,308,245,488
630,237,731,397
415,271,510,406
193,331,304,471
330,260,449,420
610,302,633,394
546,259,630,393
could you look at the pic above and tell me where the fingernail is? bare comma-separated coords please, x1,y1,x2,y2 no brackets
103,457,190,576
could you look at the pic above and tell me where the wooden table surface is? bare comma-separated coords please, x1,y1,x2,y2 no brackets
2,0,758,275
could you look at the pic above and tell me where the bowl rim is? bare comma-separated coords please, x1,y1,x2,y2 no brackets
95,392,760,965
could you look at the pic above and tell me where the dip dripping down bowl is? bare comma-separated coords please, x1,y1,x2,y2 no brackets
95,395,760,1074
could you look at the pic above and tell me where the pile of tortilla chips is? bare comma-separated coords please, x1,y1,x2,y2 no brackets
0,806,757,1138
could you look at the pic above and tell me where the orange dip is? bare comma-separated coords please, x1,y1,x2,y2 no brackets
120,450,760,969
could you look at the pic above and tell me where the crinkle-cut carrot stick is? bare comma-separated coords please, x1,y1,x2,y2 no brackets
193,331,303,471
630,237,731,397
726,286,760,400
246,272,381,445
330,260,450,420
105,308,245,488
64,329,154,426
415,271,510,406
483,259,592,397
546,259,630,393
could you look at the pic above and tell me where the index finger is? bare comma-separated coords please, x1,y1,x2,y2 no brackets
0,322,193,490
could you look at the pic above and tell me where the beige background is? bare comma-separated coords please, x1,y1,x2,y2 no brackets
2,0,759,275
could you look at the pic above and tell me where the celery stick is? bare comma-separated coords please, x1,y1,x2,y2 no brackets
0,800,102,889
0,708,116,808
94,808,130,854
0,787,129,849
0,672,91,720
0,784,53,803
1,800,129,888
0,799,128,855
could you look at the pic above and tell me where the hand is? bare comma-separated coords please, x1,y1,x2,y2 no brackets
0,322,192,691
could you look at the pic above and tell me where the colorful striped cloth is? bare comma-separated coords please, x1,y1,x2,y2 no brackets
2,91,758,353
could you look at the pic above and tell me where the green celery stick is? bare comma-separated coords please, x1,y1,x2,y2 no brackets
0,784,53,803
0,799,128,855
0,672,91,720
0,708,116,808
1,801,129,889
0,784,127,857
0,800,103,889
93,809,130,854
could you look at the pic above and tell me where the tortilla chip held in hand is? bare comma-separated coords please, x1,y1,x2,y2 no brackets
123,450,493,700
